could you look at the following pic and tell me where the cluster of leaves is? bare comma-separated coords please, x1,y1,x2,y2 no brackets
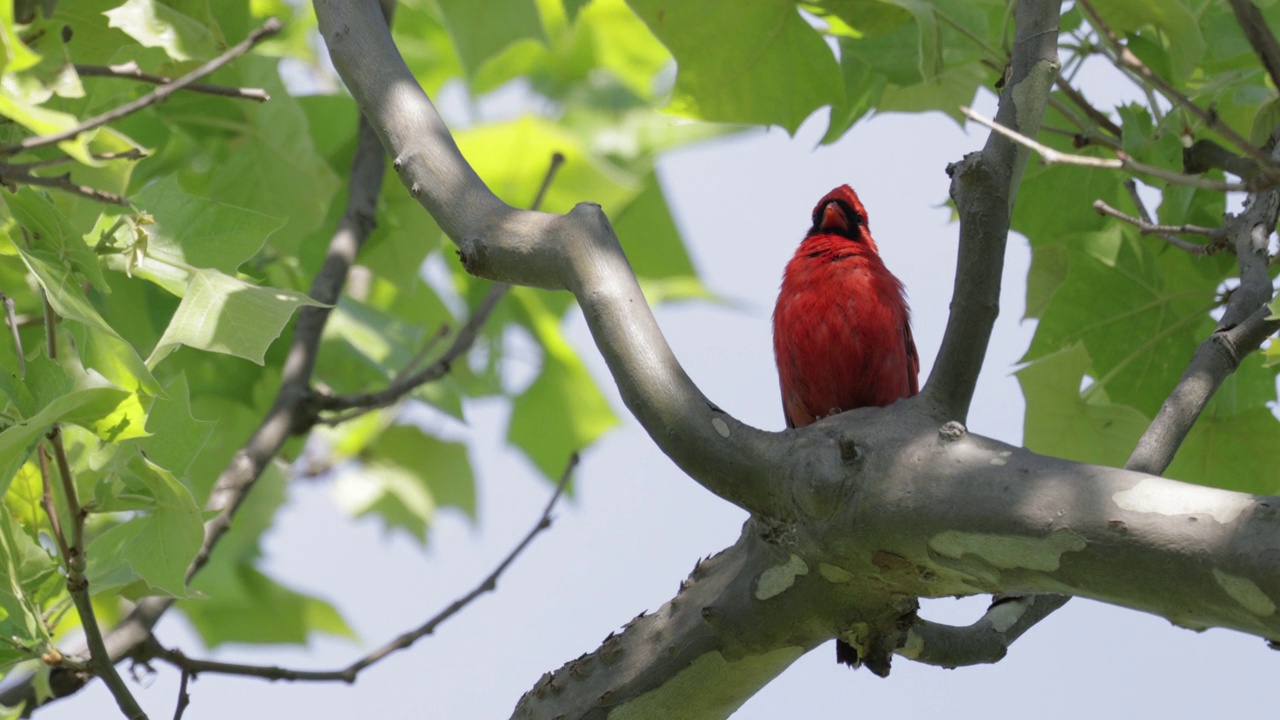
0,0,711,687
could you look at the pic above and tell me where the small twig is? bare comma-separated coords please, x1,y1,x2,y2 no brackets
1077,0,1280,180
317,151,566,418
0,291,23,377
147,454,579,684
172,668,192,720
1092,199,1228,254
1053,78,1122,137
41,289,56,360
76,62,271,102
37,445,70,563
47,427,147,720
962,106,1256,192
2,149,147,171
0,18,282,157
0,169,128,205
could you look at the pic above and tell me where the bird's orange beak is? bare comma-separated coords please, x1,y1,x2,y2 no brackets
818,201,849,233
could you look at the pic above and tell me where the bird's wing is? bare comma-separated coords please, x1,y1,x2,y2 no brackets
904,322,920,397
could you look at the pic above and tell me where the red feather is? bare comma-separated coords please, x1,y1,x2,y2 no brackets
771,184,919,668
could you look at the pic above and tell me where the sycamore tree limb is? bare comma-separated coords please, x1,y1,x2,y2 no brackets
316,0,1280,716
924,0,1061,423
900,594,1072,668
314,0,791,520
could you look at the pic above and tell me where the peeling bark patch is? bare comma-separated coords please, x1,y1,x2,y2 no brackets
606,647,802,720
818,563,855,583
987,597,1027,632
989,450,1012,466
711,417,730,438
1113,479,1253,524
1213,569,1276,616
755,554,809,600
898,628,925,659
928,530,1085,571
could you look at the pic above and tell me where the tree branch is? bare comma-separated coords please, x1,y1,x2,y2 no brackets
0,19,282,157
1092,199,1228,255
962,106,1255,192
0,27,390,717
316,151,564,419
0,169,128,205
143,455,576,685
75,62,271,102
1226,0,1280,96
899,594,1071,667
1125,139,1280,476
314,0,793,519
923,0,1062,421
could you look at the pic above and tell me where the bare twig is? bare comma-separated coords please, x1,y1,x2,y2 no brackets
1077,0,1280,180
1091,199,1227,254
76,62,271,102
1053,78,1122,137
46,427,148,720
146,454,578,684
0,169,128,205
0,18,282,157
962,106,1256,192
2,149,147,171
0,291,23,377
172,668,192,720
317,151,566,418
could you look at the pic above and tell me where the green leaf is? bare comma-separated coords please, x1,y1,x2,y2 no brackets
148,268,326,366
1018,342,1150,468
332,424,476,543
182,564,353,647
437,0,547,77
131,176,287,289
138,374,214,476
1086,0,1205,81
85,453,203,597
103,0,221,62
6,188,105,290
13,230,160,394
609,172,709,303
0,507,56,667
1023,226,1220,415
628,0,841,132
507,289,618,479
0,359,134,491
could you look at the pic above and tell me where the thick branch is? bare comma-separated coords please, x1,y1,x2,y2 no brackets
314,0,793,518
923,0,1062,421
900,594,1071,667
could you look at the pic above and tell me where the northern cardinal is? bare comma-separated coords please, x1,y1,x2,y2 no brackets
772,184,919,668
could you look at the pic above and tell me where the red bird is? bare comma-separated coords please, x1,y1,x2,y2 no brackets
772,184,918,667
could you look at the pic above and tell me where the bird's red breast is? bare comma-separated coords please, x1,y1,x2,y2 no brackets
772,184,918,428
